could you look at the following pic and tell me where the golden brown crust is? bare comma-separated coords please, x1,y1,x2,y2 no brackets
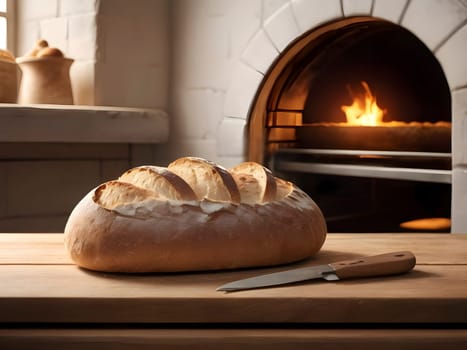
64,158,327,273
93,181,159,209
0,49,15,63
230,162,277,203
168,157,241,203
118,166,197,201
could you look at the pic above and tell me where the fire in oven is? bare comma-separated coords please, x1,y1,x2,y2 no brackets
247,17,452,233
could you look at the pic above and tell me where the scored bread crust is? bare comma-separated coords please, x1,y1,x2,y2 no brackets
230,162,277,203
168,157,241,203
64,158,327,273
118,165,197,201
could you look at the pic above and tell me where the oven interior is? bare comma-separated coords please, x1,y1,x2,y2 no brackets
252,18,452,233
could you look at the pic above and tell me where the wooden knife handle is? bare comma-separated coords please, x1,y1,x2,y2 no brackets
329,251,416,279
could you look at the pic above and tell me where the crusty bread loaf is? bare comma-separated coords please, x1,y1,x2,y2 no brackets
0,49,15,62
64,157,327,273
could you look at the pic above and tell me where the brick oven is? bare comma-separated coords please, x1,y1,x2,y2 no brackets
251,16,452,232
219,0,467,232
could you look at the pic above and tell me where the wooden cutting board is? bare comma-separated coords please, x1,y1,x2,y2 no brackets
0,233,466,324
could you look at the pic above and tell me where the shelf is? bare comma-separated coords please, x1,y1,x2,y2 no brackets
0,104,169,144
274,161,452,184
271,148,452,184
274,148,452,159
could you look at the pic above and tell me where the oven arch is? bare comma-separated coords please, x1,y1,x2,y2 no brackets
248,16,451,162
220,1,467,232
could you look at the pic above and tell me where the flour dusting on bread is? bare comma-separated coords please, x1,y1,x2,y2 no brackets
64,157,327,273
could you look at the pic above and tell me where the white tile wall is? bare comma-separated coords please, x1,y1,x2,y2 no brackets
241,29,278,74
217,117,247,157
436,24,467,90
264,2,300,52
291,0,342,32
16,0,97,58
342,0,372,16
263,0,289,22
171,0,230,91
372,0,408,23
402,0,467,50
171,88,224,140
228,0,262,61
99,15,163,65
438,32,467,229
60,0,97,16
452,167,467,232
223,62,264,119
95,62,167,109
16,20,41,57
68,14,97,60
39,17,68,53
98,0,168,109
18,0,58,21
452,89,467,167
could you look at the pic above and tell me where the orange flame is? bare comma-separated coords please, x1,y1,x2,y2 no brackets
341,82,385,126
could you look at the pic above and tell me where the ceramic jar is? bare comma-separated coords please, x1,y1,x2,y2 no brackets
17,57,74,105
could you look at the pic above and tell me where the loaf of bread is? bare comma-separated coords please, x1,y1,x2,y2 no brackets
0,49,15,62
64,157,327,273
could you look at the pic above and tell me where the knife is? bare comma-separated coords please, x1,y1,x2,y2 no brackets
217,251,416,292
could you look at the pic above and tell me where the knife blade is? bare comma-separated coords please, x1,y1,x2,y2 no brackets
217,251,416,292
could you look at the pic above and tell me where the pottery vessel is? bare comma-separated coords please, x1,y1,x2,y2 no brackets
17,57,74,105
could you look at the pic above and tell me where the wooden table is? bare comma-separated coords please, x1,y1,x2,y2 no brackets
0,233,466,349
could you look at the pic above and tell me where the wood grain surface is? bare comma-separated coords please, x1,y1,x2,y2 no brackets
0,233,466,324
1,233,466,265
1,329,467,350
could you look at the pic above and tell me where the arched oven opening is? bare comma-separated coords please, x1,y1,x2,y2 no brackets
247,17,452,233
